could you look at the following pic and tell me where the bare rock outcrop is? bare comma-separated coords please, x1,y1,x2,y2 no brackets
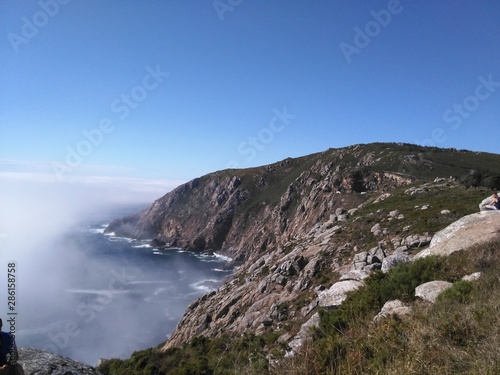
18,348,100,375
462,272,481,282
286,312,320,357
415,211,500,259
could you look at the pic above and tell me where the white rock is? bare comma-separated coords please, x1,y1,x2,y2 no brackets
373,299,412,323
415,212,500,259
286,312,320,356
415,280,453,303
381,253,410,273
388,210,400,217
462,272,481,282
317,280,364,307
339,269,371,282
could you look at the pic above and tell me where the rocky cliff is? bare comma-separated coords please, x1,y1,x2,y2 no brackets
104,143,500,351
105,143,499,259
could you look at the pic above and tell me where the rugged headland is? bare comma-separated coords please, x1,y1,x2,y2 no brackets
105,143,499,259
100,143,500,374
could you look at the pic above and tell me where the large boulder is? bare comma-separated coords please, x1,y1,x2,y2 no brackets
415,281,453,303
381,252,410,273
317,279,364,308
415,212,500,259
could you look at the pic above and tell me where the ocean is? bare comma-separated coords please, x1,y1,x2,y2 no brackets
14,206,233,365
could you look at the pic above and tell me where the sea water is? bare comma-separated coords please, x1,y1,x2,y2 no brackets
14,206,233,365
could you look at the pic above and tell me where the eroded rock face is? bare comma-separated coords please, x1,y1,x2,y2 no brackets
161,179,489,351
105,145,420,257
18,348,100,375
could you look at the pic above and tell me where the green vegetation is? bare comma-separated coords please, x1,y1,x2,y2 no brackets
99,239,500,375
276,239,500,375
98,334,271,375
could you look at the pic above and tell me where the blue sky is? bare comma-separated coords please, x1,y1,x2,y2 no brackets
1,0,499,203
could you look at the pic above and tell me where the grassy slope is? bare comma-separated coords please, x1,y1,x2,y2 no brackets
278,239,500,375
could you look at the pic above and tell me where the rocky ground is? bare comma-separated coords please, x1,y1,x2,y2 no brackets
17,348,100,375
285,209,499,354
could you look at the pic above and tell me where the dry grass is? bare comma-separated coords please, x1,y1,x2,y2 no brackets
271,239,500,375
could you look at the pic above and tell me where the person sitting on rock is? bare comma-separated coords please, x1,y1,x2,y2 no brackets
479,192,498,211
0,319,23,375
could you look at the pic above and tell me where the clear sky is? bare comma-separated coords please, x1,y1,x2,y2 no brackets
1,0,499,204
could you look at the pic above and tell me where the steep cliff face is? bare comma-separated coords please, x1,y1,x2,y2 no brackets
106,143,500,259
105,143,450,257
104,143,500,351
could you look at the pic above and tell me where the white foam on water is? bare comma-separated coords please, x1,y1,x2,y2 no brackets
212,268,230,272
193,252,233,264
108,236,135,243
88,227,106,234
132,243,152,248
190,279,220,293
213,252,232,262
